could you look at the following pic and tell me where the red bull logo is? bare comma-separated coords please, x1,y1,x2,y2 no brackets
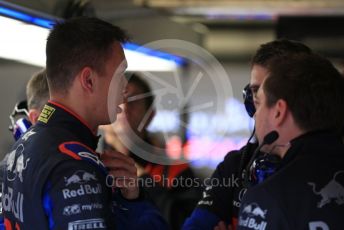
308,171,344,208
239,203,267,230
64,170,97,186
6,144,30,183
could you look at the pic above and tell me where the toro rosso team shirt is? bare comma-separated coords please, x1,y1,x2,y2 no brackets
2,101,167,230
237,131,344,230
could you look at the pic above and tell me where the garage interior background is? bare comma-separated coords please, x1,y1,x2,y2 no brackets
0,0,343,174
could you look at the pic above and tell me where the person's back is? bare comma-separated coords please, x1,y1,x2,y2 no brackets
3,101,113,228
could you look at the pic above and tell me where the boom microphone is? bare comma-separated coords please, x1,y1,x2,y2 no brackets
243,131,279,187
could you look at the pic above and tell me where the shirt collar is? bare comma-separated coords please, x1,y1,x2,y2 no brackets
279,130,343,168
37,100,99,150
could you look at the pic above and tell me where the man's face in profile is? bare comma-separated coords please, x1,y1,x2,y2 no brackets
99,42,127,125
253,80,276,146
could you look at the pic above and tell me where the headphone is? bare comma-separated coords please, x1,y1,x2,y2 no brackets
241,84,281,187
242,84,256,118
9,100,32,141
247,152,281,186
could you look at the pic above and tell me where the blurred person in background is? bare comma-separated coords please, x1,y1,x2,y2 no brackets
101,72,200,230
183,39,313,230
7,69,49,142
26,68,50,125
1,68,49,182
0,68,49,227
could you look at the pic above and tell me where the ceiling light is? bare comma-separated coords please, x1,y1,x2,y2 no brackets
0,5,184,71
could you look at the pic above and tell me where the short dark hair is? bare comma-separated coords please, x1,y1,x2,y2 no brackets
46,17,128,93
26,69,49,111
264,53,344,132
126,73,155,109
252,39,312,67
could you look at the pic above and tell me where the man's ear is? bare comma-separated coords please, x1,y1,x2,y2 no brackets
272,99,288,127
28,109,40,125
79,67,95,93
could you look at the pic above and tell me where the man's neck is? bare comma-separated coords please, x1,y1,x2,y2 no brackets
50,96,98,134
270,128,305,159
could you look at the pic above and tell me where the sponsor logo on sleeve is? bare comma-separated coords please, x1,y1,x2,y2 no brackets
21,129,36,141
62,171,102,200
63,203,103,216
38,105,55,123
63,204,81,216
59,142,107,174
239,203,267,230
77,151,106,169
81,203,103,211
6,144,30,183
64,170,97,186
68,218,106,230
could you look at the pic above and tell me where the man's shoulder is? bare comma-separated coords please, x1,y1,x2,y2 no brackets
243,152,344,210
13,126,72,162
224,150,242,161
57,141,107,173
17,125,73,148
19,125,92,156
11,125,104,176
239,155,344,230
221,144,253,168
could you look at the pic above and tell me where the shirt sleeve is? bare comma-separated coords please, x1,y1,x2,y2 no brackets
112,191,169,230
182,208,220,230
182,150,243,229
42,160,116,229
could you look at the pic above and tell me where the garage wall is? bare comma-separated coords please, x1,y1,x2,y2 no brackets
0,59,41,158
